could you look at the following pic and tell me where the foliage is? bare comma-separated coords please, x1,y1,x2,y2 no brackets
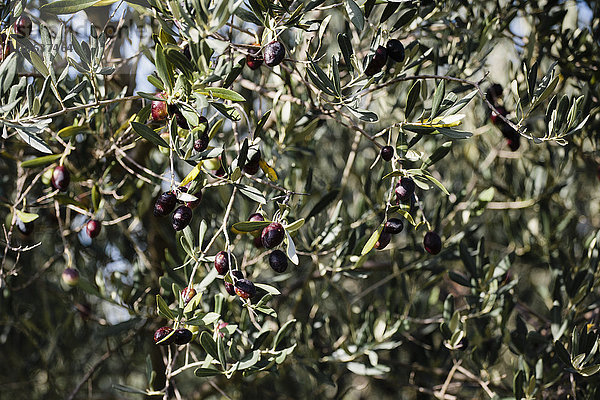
1,0,600,399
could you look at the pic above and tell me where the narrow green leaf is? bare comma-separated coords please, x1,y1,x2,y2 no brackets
211,102,241,121
421,172,449,195
156,294,175,320
131,121,169,147
234,349,261,370
436,127,472,139
392,8,418,31
579,364,600,377
194,367,222,377
201,87,245,102
147,75,165,91
380,1,400,23
217,335,227,367
285,231,299,265
200,331,219,360
332,56,341,95
337,33,354,72
405,81,421,118
40,0,99,14
202,312,221,325
284,218,304,233
29,51,49,78
361,224,383,255
58,125,88,137
449,271,471,287
346,107,378,122
15,210,39,223
527,61,538,98
533,75,559,109
236,184,266,204
345,0,364,32
272,319,296,350
254,283,280,295
155,44,173,91
15,127,52,154
231,221,270,233
254,110,271,139
430,80,445,120
21,154,61,168
92,184,100,213
422,142,452,168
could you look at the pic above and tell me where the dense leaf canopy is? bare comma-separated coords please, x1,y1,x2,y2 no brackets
1,0,600,399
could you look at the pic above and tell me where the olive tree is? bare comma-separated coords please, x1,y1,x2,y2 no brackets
1,0,600,399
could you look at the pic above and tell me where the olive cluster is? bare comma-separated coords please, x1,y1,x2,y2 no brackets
153,288,197,346
153,187,202,231
375,176,443,255
245,41,286,70
364,39,406,76
151,92,211,149
214,215,289,302
20,164,102,286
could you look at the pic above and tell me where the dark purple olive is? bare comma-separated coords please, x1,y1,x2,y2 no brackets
261,222,285,249
62,268,79,286
243,149,261,175
246,45,263,70
264,41,285,67
501,123,521,151
269,249,288,273
14,15,32,37
168,104,189,129
151,92,168,121
386,39,405,63
172,205,192,231
395,177,415,203
154,191,177,217
194,131,209,152
214,251,230,275
507,137,520,151
51,166,70,191
249,213,264,222
225,270,244,295
173,328,193,345
234,278,256,299
383,218,403,235
181,287,196,306
16,218,34,235
154,326,175,345
253,235,263,249
86,220,101,239
490,106,507,125
381,146,394,161
374,232,392,250
364,45,388,76
424,231,442,255
500,123,518,140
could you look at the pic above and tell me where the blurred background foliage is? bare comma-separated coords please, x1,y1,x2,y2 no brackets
1,0,600,399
